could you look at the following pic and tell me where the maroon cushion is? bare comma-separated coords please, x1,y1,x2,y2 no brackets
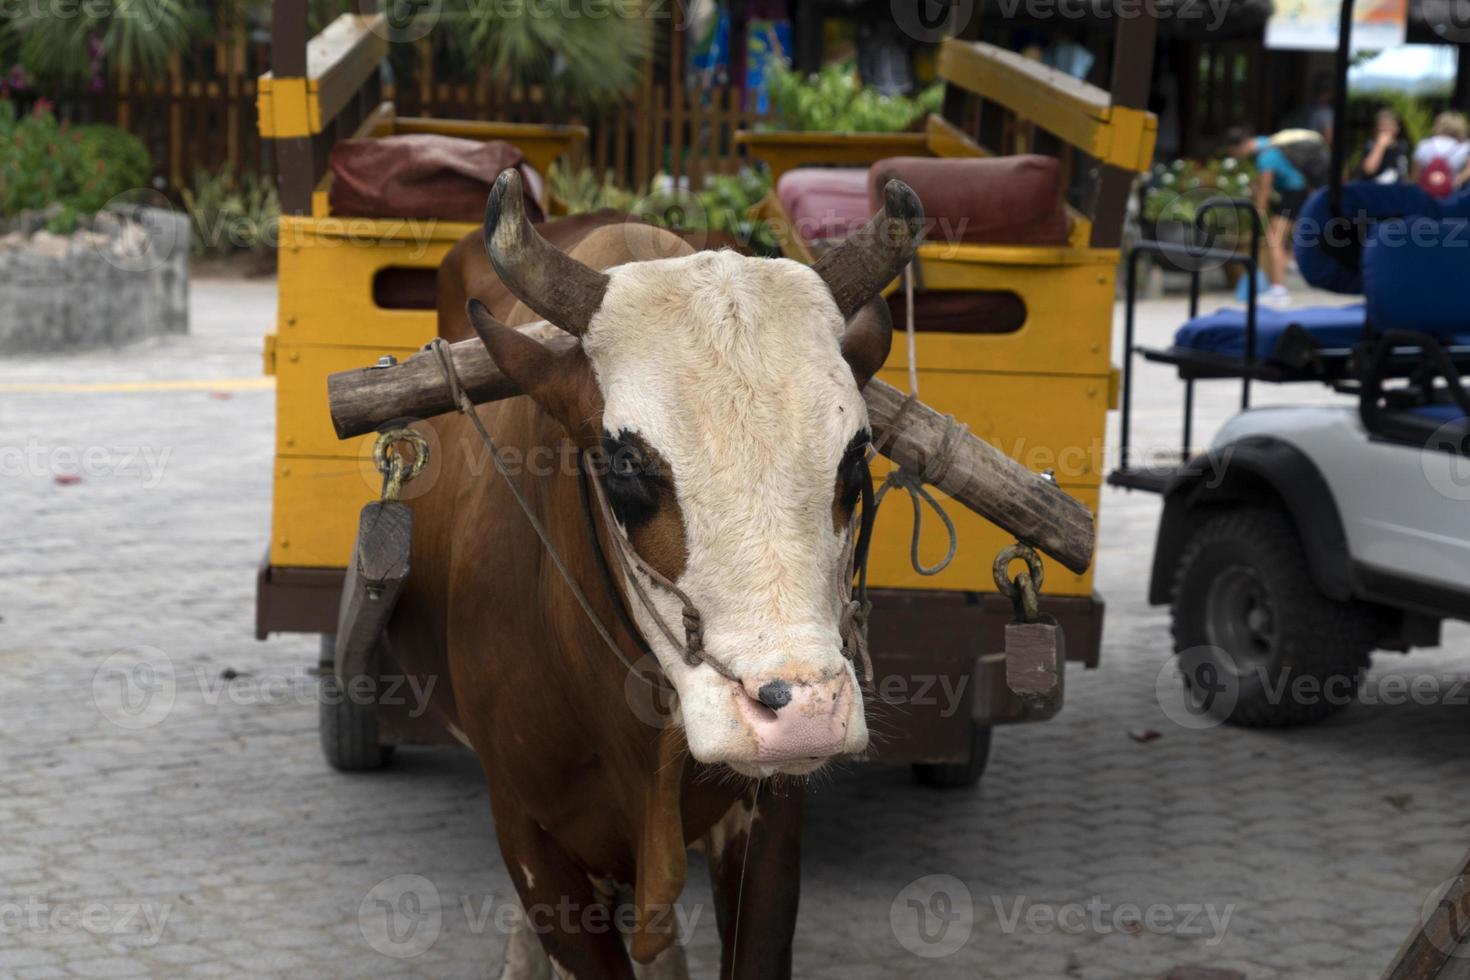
868,155,1071,247
328,134,544,223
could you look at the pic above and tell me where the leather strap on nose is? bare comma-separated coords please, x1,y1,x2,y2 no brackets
583,452,739,682
839,461,877,684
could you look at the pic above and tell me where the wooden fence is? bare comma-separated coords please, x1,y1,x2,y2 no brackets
49,37,769,198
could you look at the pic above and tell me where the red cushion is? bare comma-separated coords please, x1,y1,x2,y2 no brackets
328,134,544,223
778,155,1072,250
868,155,1071,247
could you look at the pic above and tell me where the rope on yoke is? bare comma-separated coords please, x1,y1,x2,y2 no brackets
426,338,663,689
871,391,961,577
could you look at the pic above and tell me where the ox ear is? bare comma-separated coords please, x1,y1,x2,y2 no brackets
840,296,894,390
467,299,603,445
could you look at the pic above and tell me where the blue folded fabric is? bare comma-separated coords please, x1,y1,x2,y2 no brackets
1173,304,1368,359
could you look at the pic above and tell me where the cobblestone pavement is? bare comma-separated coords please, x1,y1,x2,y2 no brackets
1,277,1466,980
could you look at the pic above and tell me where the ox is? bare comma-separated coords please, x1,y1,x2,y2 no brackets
382,170,922,978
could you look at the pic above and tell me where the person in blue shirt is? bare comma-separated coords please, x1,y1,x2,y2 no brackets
1221,125,1325,305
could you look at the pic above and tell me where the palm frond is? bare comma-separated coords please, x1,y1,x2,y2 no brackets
17,0,200,81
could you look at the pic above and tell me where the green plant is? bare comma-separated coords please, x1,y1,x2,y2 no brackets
1142,157,1257,237
0,101,151,233
0,102,79,220
180,167,280,258
70,125,153,213
440,0,652,108
14,0,200,82
547,162,640,214
764,62,943,133
548,163,776,253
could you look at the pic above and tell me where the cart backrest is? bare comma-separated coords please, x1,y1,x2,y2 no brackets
257,4,385,215
256,2,585,219
934,20,1157,250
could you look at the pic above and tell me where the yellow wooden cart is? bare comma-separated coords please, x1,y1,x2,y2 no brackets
253,5,1157,783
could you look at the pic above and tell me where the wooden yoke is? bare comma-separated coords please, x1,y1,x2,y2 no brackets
324,336,1097,575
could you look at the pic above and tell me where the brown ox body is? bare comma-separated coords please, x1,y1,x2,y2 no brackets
381,168,920,977
386,221,803,979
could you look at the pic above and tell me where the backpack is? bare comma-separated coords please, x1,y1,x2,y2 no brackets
1268,129,1330,187
1419,156,1456,198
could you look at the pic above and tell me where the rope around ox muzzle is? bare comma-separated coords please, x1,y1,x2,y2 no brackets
427,337,884,689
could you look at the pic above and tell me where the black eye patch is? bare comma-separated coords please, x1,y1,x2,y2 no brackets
837,429,871,512
599,429,665,530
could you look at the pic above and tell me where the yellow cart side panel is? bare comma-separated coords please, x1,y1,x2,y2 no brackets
271,457,381,567
866,366,1108,593
275,344,427,457
866,478,1099,595
875,367,1111,484
275,216,475,349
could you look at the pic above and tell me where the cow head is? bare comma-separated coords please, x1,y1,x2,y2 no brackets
468,170,922,777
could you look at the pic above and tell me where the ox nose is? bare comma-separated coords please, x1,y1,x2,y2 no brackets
735,674,853,763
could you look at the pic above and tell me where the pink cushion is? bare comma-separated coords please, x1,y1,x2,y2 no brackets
777,168,872,242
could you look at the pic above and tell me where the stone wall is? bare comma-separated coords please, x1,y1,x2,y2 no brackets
0,206,191,355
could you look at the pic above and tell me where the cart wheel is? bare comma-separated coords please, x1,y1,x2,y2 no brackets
318,634,391,772
911,723,992,788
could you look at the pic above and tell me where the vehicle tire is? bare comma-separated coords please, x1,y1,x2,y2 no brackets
318,634,391,772
1170,507,1374,727
911,723,992,788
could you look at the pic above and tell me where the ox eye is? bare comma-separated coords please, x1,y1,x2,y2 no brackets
837,429,871,512
601,430,662,529
610,448,642,479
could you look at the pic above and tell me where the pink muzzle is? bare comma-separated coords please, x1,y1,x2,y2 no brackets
734,674,854,763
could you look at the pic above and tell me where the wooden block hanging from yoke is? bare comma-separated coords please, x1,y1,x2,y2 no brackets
1004,615,1065,712
334,500,412,688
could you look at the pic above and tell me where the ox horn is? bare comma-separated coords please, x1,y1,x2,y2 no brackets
814,179,925,321
483,169,610,337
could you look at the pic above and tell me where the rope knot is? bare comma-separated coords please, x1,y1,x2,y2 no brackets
840,597,874,684
681,607,705,665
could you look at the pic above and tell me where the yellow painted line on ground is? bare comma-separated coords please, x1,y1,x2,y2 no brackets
0,377,276,394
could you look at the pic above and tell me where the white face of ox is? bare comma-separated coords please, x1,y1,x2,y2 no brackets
581,250,872,777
